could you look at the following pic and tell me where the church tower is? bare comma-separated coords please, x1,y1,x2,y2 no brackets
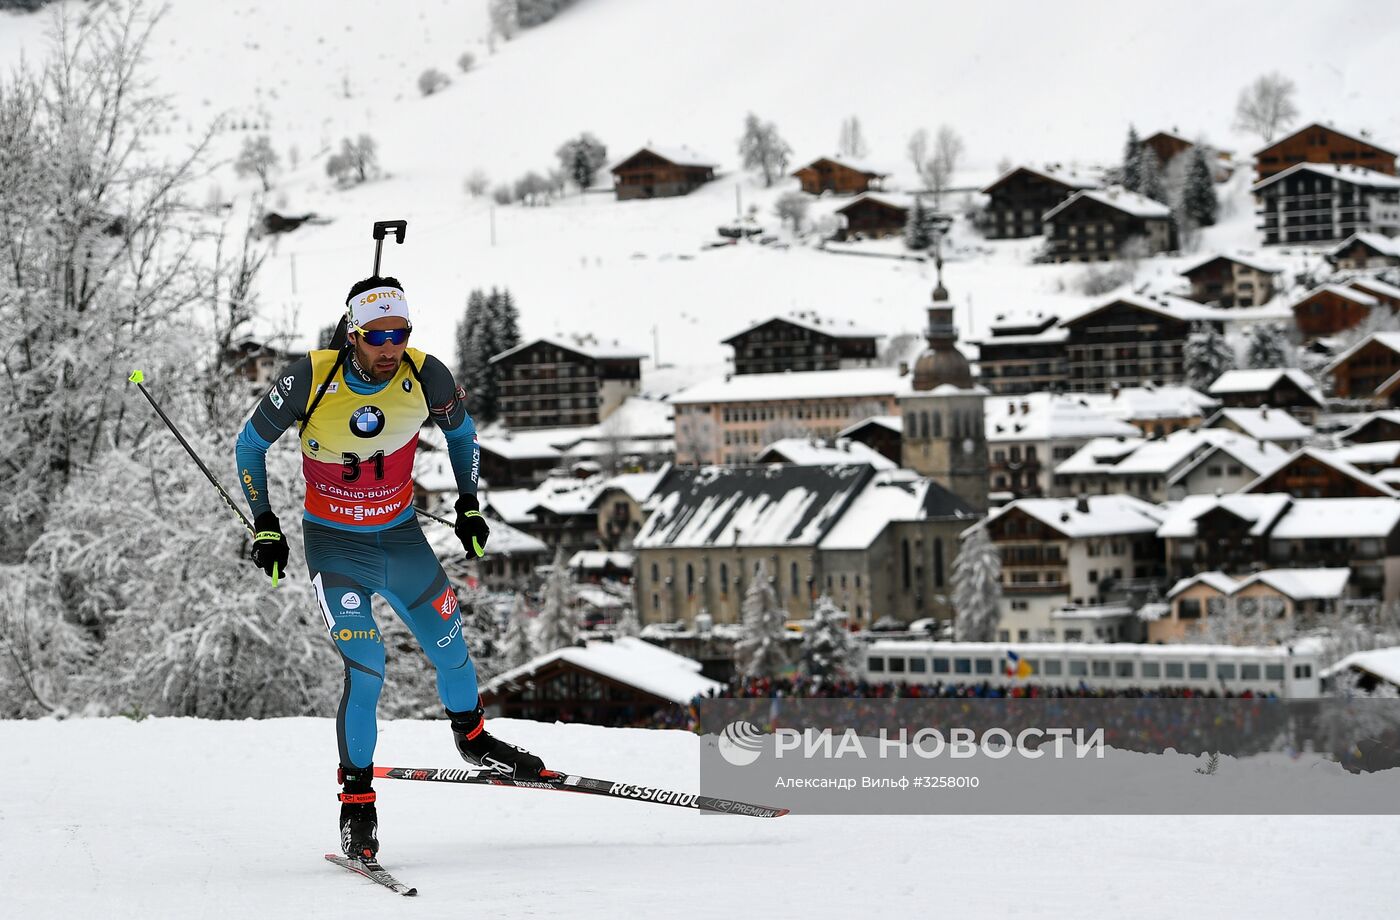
898,286,989,513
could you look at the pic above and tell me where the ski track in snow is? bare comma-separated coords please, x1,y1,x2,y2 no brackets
3,717,1399,918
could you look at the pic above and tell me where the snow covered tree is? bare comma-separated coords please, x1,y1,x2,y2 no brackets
929,125,964,208
952,525,1002,642
734,561,791,679
1121,125,1143,193
800,595,856,685
418,68,451,96
774,191,810,233
1233,71,1299,144
1138,147,1165,203
534,549,580,653
455,288,520,424
464,169,489,197
555,132,608,192
499,594,538,671
457,51,476,73
1184,322,1237,390
1245,323,1294,369
326,134,378,186
1181,147,1219,227
234,134,279,192
837,115,868,160
904,196,934,250
0,2,215,560
738,112,791,187
614,603,641,638
517,0,575,27
488,0,518,41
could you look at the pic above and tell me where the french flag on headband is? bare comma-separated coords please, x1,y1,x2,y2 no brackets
1005,650,1033,679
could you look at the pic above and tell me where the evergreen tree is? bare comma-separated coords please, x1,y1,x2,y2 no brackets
734,562,790,679
800,595,856,685
1245,323,1293,369
1138,147,1165,203
499,594,538,671
456,290,494,422
1182,147,1219,227
952,525,1002,642
489,288,521,355
534,548,580,653
1184,322,1237,390
1121,126,1143,193
904,196,933,250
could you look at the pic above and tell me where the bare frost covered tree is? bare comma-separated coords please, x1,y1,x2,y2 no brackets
735,562,790,679
417,67,451,97
774,191,810,232
499,594,538,671
234,134,279,192
952,525,1002,642
1234,72,1300,144
555,132,608,192
929,126,964,208
739,112,791,187
837,115,868,159
326,134,379,186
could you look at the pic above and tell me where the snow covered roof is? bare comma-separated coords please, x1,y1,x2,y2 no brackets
980,163,1102,194
1251,162,1400,193
1166,436,1288,485
1242,447,1400,498
984,494,1165,539
757,437,896,470
1237,568,1351,601
1042,186,1173,221
568,550,634,571
1322,647,1400,688
1349,276,1400,301
427,513,547,557
1179,252,1285,277
1255,123,1398,159
1203,407,1313,443
592,470,666,505
611,145,718,170
530,479,606,516
415,450,459,493
1056,428,1262,477
559,438,676,462
489,337,647,364
482,637,722,706
838,415,903,437
481,487,542,525
1339,410,1400,442
1268,497,1400,539
792,155,888,177
634,463,873,548
721,313,883,344
1331,441,1400,468
574,585,628,611
1329,232,1400,259
1323,331,1400,376
1166,568,1350,601
819,470,977,551
478,430,565,461
1207,368,1324,405
1061,292,1233,328
1167,572,1241,598
1154,493,1294,539
477,399,673,463
1079,385,1218,422
984,393,1141,442
669,366,910,405
1293,283,1380,309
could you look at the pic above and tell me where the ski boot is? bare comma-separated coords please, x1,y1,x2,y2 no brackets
338,764,379,860
447,703,548,778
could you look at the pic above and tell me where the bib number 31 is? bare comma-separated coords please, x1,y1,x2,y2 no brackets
342,450,386,483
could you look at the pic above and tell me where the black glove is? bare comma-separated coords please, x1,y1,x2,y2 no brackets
455,494,490,558
250,511,291,583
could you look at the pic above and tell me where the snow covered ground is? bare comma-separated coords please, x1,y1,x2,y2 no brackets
4,716,1399,919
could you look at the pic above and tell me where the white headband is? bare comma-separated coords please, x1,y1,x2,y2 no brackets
347,285,410,328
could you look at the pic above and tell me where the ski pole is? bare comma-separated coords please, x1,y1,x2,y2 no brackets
126,369,281,585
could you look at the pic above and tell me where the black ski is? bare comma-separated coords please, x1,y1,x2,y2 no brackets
375,765,789,818
324,853,418,896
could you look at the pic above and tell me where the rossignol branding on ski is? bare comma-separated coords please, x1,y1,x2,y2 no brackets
374,765,789,817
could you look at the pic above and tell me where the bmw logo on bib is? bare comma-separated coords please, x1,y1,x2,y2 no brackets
349,406,385,439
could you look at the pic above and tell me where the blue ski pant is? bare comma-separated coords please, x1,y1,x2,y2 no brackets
304,517,479,769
